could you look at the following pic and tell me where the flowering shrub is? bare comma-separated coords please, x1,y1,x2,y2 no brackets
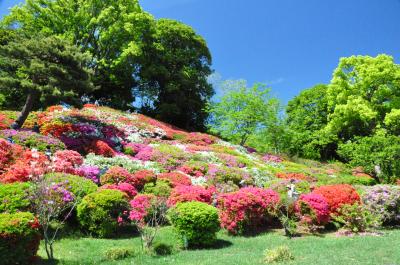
168,202,220,247
276,172,312,181
100,167,133,185
295,193,330,226
128,194,154,224
0,139,23,173
217,187,280,234
0,114,13,129
362,185,400,225
313,184,360,214
53,150,84,175
0,129,65,152
0,212,41,265
262,154,283,163
77,189,129,237
84,153,157,173
178,162,208,177
332,203,381,233
86,140,116,157
131,170,157,190
157,172,192,187
167,185,214,206
144,180,172,197
134,145,154,161
77,165,101,183
101,183,137,199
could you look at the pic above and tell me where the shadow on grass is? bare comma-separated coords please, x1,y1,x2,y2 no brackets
186,239,233,250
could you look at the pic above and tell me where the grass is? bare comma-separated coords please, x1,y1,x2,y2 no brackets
36,227,400,265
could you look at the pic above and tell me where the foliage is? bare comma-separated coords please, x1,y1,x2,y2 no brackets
152,242,173,256
362,185,400,225
263,245,294,264
104,247,135,261
144,180,172,198
338,131,400,183
138,19,214,131
157,172,192,187
100,167,133,186
217,187,280,234
77,189,129,238
101,183,138,199
0,182,31,213
312,184,360,214
332,203,381,233
0,33,93,128
207,80,280,146
168,201,220,248
0,212,41,265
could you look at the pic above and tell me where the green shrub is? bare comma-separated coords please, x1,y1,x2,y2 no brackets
104,247,135,261
77,189,129,237
152,242,173,256
0,182,31,213
264,245,294,263
332,203,381,233
45,173,98,201
0,212,41,265
168,201,220,248
144,180,172,197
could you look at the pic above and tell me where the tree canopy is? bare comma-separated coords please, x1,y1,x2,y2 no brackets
0,33,93,128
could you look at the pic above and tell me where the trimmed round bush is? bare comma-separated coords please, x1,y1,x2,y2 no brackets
168,201,220,247
295,193,330,226
45,173,98,201
0,212,41,265
362,185,400,225
167,185,213,206
144,180,172,197
0,182,31,213
77,189,129,237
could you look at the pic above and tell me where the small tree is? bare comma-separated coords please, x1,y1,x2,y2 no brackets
207,80,280,146
0,33,93,128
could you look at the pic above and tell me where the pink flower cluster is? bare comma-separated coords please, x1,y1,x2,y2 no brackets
101,183,138,199
217,187,280,234
295,193,330,225
53,150,83,175
167,185,214,206
128,194,154,224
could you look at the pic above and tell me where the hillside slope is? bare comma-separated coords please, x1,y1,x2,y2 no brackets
0,105,375,190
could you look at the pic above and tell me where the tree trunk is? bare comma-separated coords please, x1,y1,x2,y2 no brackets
11,91,38,129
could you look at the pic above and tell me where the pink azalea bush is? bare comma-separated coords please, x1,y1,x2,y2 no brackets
217,187,280,234
295,193,330,225
101,182,137,199
167,185,214,206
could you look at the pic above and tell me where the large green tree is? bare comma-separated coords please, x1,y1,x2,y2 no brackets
137,19,213,131
0,33,93,128
2,0,154,110
207,80,280,146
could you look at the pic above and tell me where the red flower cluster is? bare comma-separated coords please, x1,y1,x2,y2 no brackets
0,139,23,173
53,150,83,175
295,193,330,225
101,182,138,199
313,184,360,214
131,170,157,190
100,167,133,185
86,140,116,157
217,187,280,234
157,172,192,187
167,185,214,206
0,114,13,129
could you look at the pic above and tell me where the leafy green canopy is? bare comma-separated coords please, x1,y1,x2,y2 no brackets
138,19,213,131
0,33,93,128
2,0,153,110
207,80,280,147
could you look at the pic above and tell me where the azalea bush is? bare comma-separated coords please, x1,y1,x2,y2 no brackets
0,182,31,213
217,187,280,234
362,185,400,225
332,203,381,233
313,184,360,214
295,193,330,232
0,212,41,265
167,185,214,206
168,201,220,248
100,166,133,185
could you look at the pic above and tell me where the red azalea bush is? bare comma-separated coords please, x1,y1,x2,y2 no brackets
217,187,280,234
53,150,83,174
86,140,116,157
157,172,192,187
276,172,311,181
131,170,157,190
101,183,137,199
0,114,13,129
0,139,24,173
296,193,330,226
167,185,214,206
100,167,133,185
313,184,360,214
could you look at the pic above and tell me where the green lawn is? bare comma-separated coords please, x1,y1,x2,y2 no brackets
36,227,400,265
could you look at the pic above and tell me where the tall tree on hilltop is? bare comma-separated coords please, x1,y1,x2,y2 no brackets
137,19,214,131
0,33,93,128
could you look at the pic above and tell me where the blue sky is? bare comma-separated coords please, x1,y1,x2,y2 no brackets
1,0,400,103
